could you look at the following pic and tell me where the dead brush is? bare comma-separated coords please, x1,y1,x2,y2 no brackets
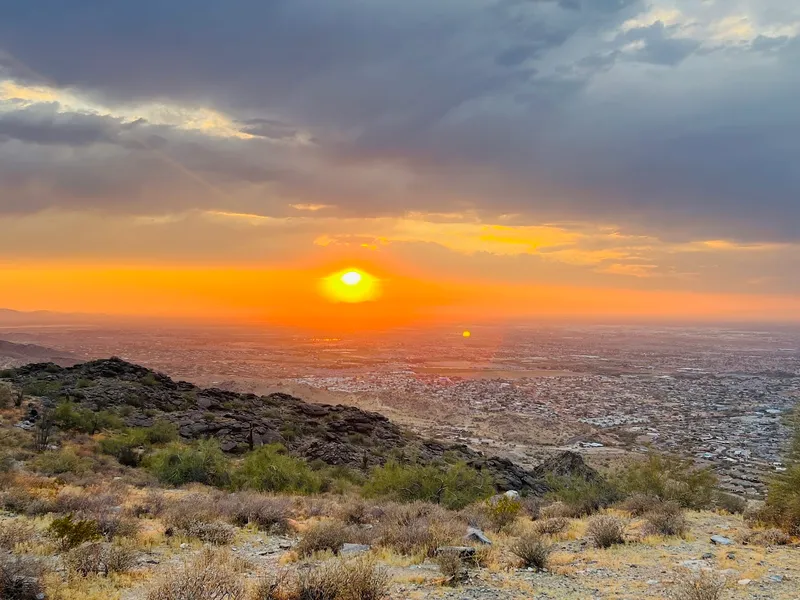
375,502,462,557
586,515,627,548
621,493,663,517
221,493,291,533
147,548,247,600
64,541,137,576
434,549,466,586
295,520,350,557
337,498,374,525
532,517,569,536
0,554,46,600
642,502,688,538
0,519,38,551
668,570,727,600
736,527,791,546
510,533,551,571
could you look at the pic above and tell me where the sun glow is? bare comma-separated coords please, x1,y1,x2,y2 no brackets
320,268,381,303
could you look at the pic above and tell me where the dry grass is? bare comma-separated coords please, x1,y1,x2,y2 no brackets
434,548,466,586
147,548,247,600
222,493,292,534
736,527,791,546
586,515,627,549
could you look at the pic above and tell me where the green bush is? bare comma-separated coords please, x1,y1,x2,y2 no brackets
48,514,102,550
233,444,322,494
53,401,124,434
618,454,717,509
100,422,179,467
30,448,92,476
0,384,12,408
545,474,621,517
100,430,149,467
146,420,180,444
763,409,800,534
147,440,231,487
484,495,522,532
22,380,62,397
363,460,494,510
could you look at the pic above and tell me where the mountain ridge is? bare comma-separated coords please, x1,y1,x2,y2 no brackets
3,357,599,494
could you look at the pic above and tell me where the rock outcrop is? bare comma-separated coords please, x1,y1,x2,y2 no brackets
4,357,600,494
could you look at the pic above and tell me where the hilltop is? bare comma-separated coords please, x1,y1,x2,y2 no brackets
0,339,79,369
4,357,596,493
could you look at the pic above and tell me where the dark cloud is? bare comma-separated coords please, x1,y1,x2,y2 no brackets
0,0,798,251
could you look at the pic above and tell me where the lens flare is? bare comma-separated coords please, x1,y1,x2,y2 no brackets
320,268,381,303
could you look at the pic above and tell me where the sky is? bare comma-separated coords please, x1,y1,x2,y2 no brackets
0,0,799,326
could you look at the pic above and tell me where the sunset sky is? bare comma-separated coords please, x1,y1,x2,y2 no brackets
1,1,799,325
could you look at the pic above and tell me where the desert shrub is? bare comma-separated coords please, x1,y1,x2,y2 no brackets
363,460,494,510
232,444,322,495
129,489,167,518
145,420,180,444
94,513,141,540
621,493,663,516
147,440,231,487
0,554,46,600
619,455,717,510
483,495,522,532
65,541,137,576
642,502,688,537
737,527,790,546
538,501,579,519
520,496,543,520
338,557,390,600
434,549,466,585
586,515,627,548
510,533,551,571
221,493,291,533
532,517,569,536
763,463,800,534
30,448,92,476
22,380,62,397
52,401,124,434
337,498,374,525
668,570,726,600
163,497,234,544
251,570,296,600
147,549,246,600
0,519,38,550
186,520,237,545
714,492,747,515
53,488,121,515
376,502,462,557
296,520,349,557
1,488,53,517
0,383,12,408
48,514,102,550
295,557,389,600
99,429,149,467
545,474,620,517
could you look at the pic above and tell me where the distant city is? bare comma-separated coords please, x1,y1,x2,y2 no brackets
1,321,798,498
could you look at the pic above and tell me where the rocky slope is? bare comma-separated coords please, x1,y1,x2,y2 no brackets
4,357,598,493
0,339,79,369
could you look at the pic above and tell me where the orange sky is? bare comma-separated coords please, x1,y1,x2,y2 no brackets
3,262,799,329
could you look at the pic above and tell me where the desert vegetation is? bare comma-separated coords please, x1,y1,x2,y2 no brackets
1,361,798,599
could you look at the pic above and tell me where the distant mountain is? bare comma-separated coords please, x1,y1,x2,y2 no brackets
3,357,600,495
0,339,79,368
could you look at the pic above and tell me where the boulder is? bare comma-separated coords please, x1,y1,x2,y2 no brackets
465,527,492,545
711,535,734,546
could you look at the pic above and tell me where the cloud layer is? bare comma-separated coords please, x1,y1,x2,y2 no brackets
0,0,798,296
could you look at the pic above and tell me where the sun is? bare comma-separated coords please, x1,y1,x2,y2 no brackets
341,271,362,286
320,268,381,303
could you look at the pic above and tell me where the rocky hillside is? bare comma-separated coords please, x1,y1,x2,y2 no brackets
4,357,597,494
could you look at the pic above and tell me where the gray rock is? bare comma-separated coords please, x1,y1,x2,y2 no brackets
710,535,734,546
465,527,492,545
701,553,714,559
340,543,371,555
769,575,783,583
